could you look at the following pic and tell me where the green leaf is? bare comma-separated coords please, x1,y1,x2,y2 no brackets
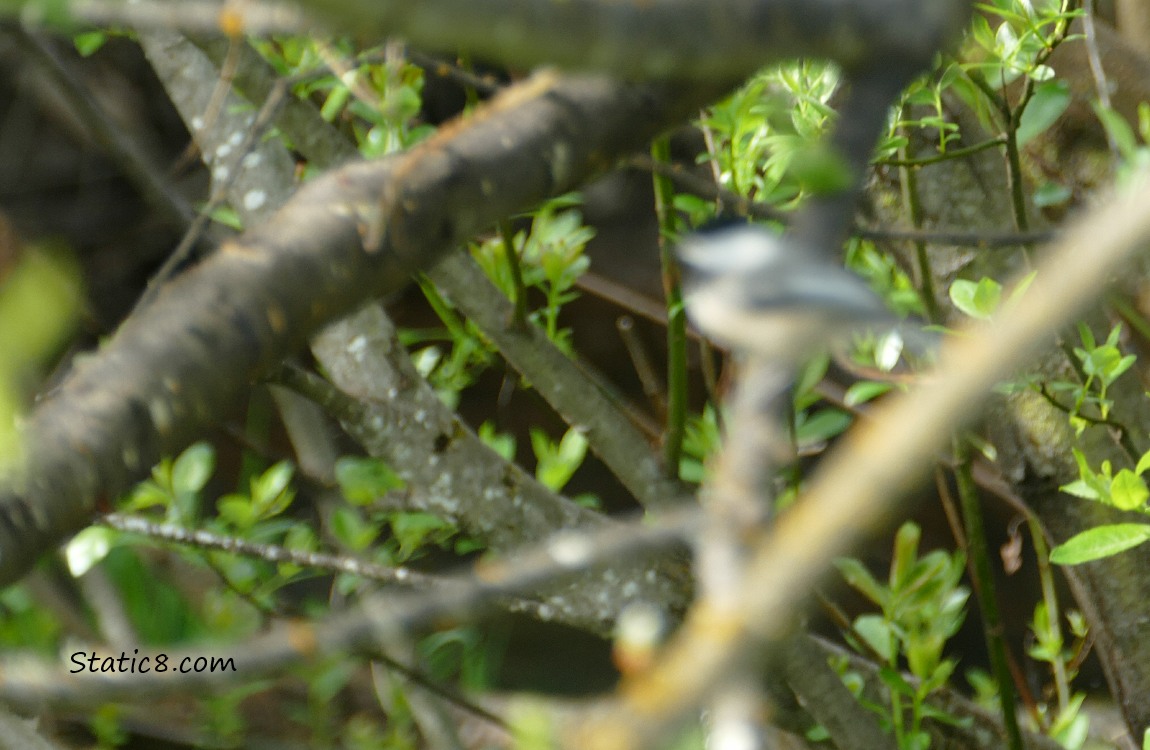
890,521,922,590
923,658,958,694
678,457,706,484
793,353,830,408
556,428,589,469
171,442,215,495
796,409,852,446
1133,450,1150,476
787,143,853,194
949,277,1002,320
965,433,998,462
1060,479,1098,500
335,456,406,506
906,634,942,681
1061,448,1105,500
284,523,316,553
1050,524,1150,564
73,31,108,57
65,527,115,577
254,461,293,500
1077,321,1097,350
477,422,516,462
320,84,352,122
1093,102,1139,158
878,664,916,698
121,481,172,512
1111,354,1137,384
277,525,316,577
1081,343,1123,379
207,204,243,230
853,614,896,663
834,558,887,608
250,461,295,520
844,380,893,406
218,494,257,530
329,506,377,551
917,700,972,727
1017,80,1071,146
532,427,587,491
0,244,83,380
1110,469,1149,511
1049,693,1088,746
391,512,455,560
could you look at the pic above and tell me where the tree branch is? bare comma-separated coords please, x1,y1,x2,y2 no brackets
296,0,971,79
0,71,727,586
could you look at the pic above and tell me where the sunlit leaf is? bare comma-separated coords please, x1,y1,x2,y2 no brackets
1050,524,1150,564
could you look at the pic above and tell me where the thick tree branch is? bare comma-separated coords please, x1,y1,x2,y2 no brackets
428,256,692,510
297,0,971,79
0,72,727,586
157,33,691,637
292,306,692,634
195,34,692,515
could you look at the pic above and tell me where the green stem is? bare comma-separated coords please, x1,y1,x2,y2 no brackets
954,437,1024,750
1026,513,1071,712
878,136,1006,168
890,685,907,748
1053,339,1141,464
1001,118,1030,235
499,221,529,329
416,274,471,343
651,136,687,478
896,115,940,323
1108,291,1150,343
966,71,1030,236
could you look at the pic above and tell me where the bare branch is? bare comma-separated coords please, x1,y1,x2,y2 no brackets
0,70,728,586
16,0,310,36
0,507,697,709
428,255,693,510
286,307,692,634
176,32,690,632
296,0,971,79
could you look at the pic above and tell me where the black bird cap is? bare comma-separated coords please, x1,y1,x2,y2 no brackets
692,213,753,236
675,213,755,270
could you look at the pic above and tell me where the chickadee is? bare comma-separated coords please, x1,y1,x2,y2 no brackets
676,222,915,368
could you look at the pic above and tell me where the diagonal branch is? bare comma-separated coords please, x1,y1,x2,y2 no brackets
194,34,692,514
574,173,1150,749
173,33,691,634
289,305,692,634
428,255,692,510
0,71,728,586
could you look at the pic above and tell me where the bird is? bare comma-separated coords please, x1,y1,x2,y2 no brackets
675,220,913,369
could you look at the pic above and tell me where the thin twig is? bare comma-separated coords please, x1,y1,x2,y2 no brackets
617,315,667,418
9,28,196,229
1082,0,1120,161
103,512,443,588
651,136,688,478
952,438,1024,750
